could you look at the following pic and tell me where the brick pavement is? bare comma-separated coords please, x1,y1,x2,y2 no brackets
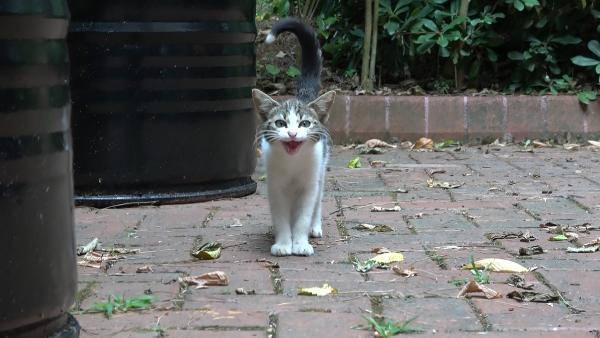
73,144,600,337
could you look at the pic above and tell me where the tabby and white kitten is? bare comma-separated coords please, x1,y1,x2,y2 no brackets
253,18,336,256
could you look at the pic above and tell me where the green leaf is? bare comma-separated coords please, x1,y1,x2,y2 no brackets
549,234,568,241
487,48,498,62
347,157,361,169
577,91,597,104
439,47,450,57
421,18,438,32
513,0,525,11
286,65,301,78
384,21,400,35
445,30,461,41
596,64,600,75
551,35,582,45
508,51,524,60
437,35,449,47
415,33,436,44
522,0,540,7
571,56,600,67
265,64,280,76
588,40,600,58
535,17,548,28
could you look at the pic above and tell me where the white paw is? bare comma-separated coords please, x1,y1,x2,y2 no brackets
271,243,292,256
292,241,314,256
310,226,322,238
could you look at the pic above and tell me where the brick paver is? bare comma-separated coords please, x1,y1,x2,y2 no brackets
73,145,600,337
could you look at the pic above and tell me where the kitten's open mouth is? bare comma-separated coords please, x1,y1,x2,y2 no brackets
282,140,304,155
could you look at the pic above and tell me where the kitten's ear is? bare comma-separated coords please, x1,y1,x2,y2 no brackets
252,89,279,120
308,90,336,123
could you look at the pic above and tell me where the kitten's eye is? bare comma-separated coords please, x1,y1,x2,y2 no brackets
274,120,287,128
299,120,311,128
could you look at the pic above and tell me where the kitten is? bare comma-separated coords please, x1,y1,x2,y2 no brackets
253,18,336,256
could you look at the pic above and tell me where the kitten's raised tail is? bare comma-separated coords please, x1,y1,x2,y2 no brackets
266,18,322,102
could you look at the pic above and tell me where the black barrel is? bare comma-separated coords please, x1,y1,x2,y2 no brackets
0,1,79,337
68,0,258,206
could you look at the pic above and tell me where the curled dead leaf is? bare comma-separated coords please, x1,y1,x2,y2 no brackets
298,284,337,296
354,223,394,232
457,280,501,299
463,258,528,273
136,265,153,273
507,290,558,303
563,143,581,151
371,247,391,254
370,205,401,212
365,139,396,149
179,271,229,289
77,238,99,256
588,140,600,148
392,265,417,277
191,241,222,260
426,179,463,189
414,137,433,150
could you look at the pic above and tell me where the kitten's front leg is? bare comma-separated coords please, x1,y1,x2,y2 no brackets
268,188,293,256
291,189,319,256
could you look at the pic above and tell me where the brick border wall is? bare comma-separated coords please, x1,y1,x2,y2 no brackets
322,95,600,144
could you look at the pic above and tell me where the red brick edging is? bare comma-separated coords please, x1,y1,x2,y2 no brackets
324,95,600,143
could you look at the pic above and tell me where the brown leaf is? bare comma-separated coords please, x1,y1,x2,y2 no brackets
414,137,433,150
506,274,534,290
519,245,544,256
179,271,229,289
427,178,463,189
392,265,417,277
136,265,153,273
369,160,387,168
533,140,552,148
507,290,558,303
457,280,502,299
370,205,401,212
371,247,391,254
365,139,397,148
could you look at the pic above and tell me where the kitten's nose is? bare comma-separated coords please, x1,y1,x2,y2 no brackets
288,130,297,138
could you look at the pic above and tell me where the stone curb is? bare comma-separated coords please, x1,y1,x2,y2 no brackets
323,95,600,143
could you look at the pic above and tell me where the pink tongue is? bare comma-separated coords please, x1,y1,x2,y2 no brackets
283,141,302,154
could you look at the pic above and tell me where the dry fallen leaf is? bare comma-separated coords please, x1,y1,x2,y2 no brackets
426,178,463,189
370,205,401,212
191,242,222,260
567,245,600,253
370,252,404,265
506,274,534,290
533,140,552,148
507,290,558,303
457,280,502,299
136,265,153,273
369,160,387,168
354,223,394,232
298,283,337,296
228,218,243,228
371,247,391,254
365,139,397,148
179,271,229,289
399,141,414,149
588,140,600,148
463,258,528,273
414,137,433,150
392,266,417,277
235,288,256,295
563,143,581,151
77,238,99,256
518,245,544,256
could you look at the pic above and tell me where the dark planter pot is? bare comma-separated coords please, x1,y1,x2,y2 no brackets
68,0,258,207
0,1,79,337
